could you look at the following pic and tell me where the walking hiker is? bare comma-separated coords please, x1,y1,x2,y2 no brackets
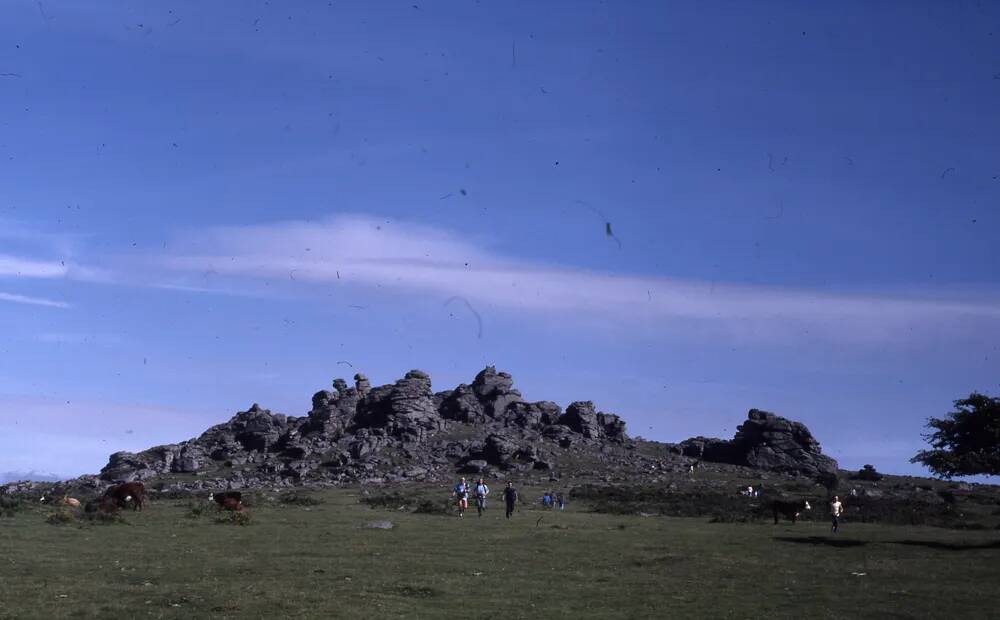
453,477,469,517
557,492,565,511
830,495,843,533
474,478,490,517
503,481,518,519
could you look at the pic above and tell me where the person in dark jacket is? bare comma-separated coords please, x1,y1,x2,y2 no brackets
503,482,518,519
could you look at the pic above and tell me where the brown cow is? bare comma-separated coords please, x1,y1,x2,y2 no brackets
221,497,243,511
772,499,811,524
103,482,146,511
209,491,242,507
84,496,120,514
61,495,82,508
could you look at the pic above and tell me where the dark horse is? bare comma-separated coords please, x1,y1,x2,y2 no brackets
103,482,146,511
772,499,811,524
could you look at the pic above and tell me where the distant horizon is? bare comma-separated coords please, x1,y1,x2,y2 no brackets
3,363,996,485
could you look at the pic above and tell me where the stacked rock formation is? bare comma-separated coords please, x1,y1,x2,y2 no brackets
679,409,838,476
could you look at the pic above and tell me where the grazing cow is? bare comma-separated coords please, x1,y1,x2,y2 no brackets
221,497,243,511
103,482,146,511
61,495,82,508
208,491,242,508
772,499,811,524
84,496,120,514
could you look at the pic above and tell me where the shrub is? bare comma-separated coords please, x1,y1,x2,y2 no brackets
854,464,884,482
185,502,209,519
45,510,76,525
359,491,410,510
938,489,957,504
278,491,322,506
215,511,252,526
815,472,840,492
83,511,127,525
0,496,23,517
412,499,451,515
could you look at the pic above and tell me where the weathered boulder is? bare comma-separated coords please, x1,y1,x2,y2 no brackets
681,409,838,476
460,459,489,474
171,445,204,473
483,433,519,469
354,373,371,397
438,384,486,423
357,370,443,441
226,404,287,452
504,400,562,430
558,401,626,440
471,366,524,418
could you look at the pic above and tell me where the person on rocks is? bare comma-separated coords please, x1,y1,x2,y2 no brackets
453,477,470,517
503,482,518,519
474,478,490,517
830,495,844,534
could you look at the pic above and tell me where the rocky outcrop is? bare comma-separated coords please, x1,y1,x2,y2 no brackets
558,402,627,442
90,368,838,491
679,409,838,476
96,366,630,487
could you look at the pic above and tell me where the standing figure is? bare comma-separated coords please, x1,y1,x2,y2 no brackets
830,495,844,533
557,493,565,511
453,477,469,517
474,478,490,517
503,482,518,519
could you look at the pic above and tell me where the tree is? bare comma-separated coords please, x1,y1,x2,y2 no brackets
911,393,1000,478
854,464,883,482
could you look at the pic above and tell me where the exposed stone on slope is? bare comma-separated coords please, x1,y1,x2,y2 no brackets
678,409,838,476
558,401,627,442
92,366,836,491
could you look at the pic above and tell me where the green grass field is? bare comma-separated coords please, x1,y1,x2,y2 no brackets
1,487,998,619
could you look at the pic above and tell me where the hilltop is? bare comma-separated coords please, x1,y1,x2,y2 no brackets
11,366,835,493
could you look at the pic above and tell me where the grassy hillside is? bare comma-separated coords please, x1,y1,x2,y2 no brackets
1,486,998,619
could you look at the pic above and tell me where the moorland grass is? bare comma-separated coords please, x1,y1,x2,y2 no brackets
0,486,997,619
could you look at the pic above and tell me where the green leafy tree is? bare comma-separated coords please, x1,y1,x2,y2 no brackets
911,393,1000,478
854,464,883,482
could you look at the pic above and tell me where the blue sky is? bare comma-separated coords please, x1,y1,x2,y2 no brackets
1,1,998,480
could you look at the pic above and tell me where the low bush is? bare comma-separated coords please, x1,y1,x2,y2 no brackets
0,496,23,517
185,501,209,519
359,491,411,510
82,511,127,525
412,499,451,515
278,491,322,506
215,511,252,526
45,510,76,525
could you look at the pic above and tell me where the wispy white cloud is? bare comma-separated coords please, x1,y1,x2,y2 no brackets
153,214,1000,343
0,217,86,257
0,291,70,308
35,333,122,345
0,254,68,278
0,253,110,283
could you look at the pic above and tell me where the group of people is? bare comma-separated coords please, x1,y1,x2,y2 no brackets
452,478,560,519
541,490,564,510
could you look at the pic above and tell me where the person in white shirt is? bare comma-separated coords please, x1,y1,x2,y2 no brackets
830,495,844,533
474,478,490,517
